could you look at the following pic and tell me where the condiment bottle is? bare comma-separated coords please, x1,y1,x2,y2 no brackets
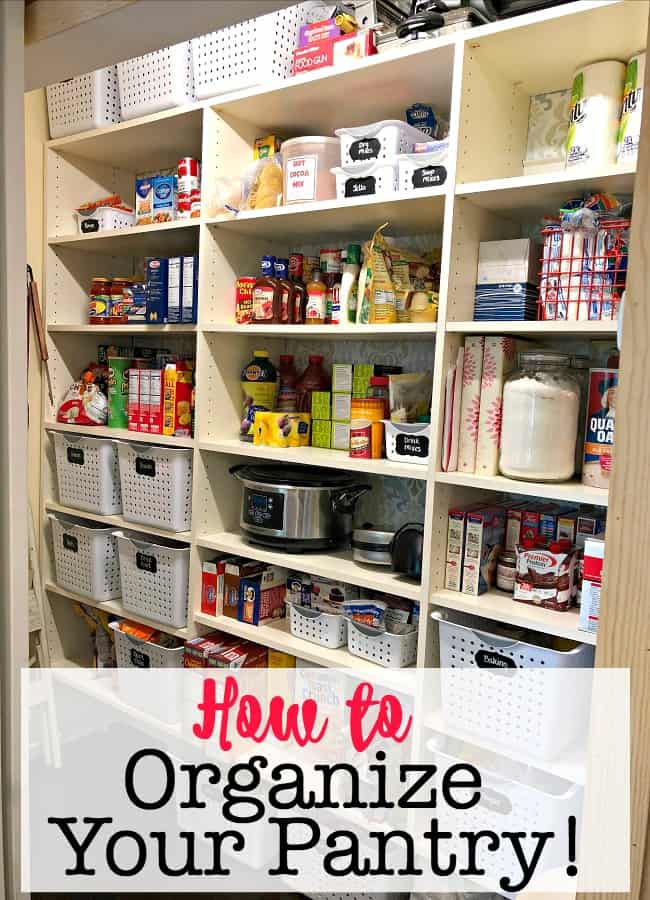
289,253,307,324
297,354,331,413
340,243,361,324
240,350,278,441
252,255,282,324
305,269,328,325
273,258,295,324
277,354,298,412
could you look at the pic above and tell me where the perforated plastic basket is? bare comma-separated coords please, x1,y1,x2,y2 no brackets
110,620,184,668
117,41,195,120
46,66,121,138
75,206,135,234
332,159,399,201
435,611,595,760
49,513,120,602
398,150,448,193
335,120,428,166
117,442,192,532
347,620,417,668
289,603,347,649
51,432,122,515
116,532,190,628
191,4,311,99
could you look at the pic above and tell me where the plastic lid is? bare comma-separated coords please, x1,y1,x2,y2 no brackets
279,354,294,364
370,376,389,387
281,136,340,150
308,354,324,364
519,350,571,367
253,350,269,358
346,243,361,265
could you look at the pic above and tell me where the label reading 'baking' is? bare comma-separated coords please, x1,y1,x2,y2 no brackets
344,176,376,198
413,165,447,188
349,138,381,161
66,447,85,466
135,457,156,478
474,649,516,670
136,552,157,574
285,155,317,203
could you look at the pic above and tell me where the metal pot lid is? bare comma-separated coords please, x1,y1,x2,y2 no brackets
231,464,359,489
352,527,395,546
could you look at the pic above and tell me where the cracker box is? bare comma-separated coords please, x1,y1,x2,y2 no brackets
207,640,268,668
162,365,193,437
148,369,163,434
183,632,234,667
462,507,506,596
445,502,485,591
579,537,604,633
127,369,140,432
239,566,288,626
223,558,266,618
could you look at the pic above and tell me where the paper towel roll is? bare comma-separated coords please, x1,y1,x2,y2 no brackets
618,51,646,163
566,60,625,168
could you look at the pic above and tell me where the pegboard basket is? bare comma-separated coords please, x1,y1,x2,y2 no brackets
346,620,418,668
190,3,312,99
116,531,190,628
117,41,195,120
335,119,429,166
49,513,121,602
46,66,121,138
110,620,184,668
50,432,122,515
434,610,595,760
332,159,399,201
75,206,135,234
288,603,347,649
117,442,192,532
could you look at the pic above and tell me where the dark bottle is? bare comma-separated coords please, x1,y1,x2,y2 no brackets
277,354,298,412
273,258,295,325
289,252,307,324
296,354,331,413
252,255,282,324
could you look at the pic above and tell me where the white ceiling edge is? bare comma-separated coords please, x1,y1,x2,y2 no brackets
25,0,293,90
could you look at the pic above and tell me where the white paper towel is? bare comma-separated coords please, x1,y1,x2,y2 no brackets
566,60,625,168
618,51,646,163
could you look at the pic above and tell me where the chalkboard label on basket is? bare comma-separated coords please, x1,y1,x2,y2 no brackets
345,176,376,198
412,165,447,189
66,447,85,466
62,534,78,553
475,649,516,670
129,648,150,668
396,434,429,458
135,457,156,477
349,137,380,161
136,552,157,574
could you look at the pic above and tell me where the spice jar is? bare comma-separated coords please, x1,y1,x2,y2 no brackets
500,351,580,482
496,550,517,593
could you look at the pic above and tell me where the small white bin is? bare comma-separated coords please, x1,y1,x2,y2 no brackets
51,432,122,515
46,66,121,138
384,420,430,465
191,4,312,99
49,513,120,602
435,611,595,760
116,532,190,628
75,206,135,234
117,41,195,120
289,603,347,649
347,620,417,668
117,442,192,532
332,159,399,201
398,149,448,193
335,119,428,166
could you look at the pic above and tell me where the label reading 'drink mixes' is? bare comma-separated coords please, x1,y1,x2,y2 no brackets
286,155,317,203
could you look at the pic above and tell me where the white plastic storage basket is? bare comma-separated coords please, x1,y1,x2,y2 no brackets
117,442,192,532
46,66,121,138
116,532,190,628
435,612,595,760
332,160,399,201
289,603,347,649
397,150,448,192
110,620,184,668
49,513,120,602
75,206,135,234
117,41,194,120
384,420,430,465
347,620,417,668
191,3,312,99
51,432,122,515
335,120,428,166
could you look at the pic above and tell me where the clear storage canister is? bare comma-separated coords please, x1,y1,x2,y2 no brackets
499,351,580,482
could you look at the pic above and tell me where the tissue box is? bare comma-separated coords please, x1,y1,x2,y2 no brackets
477,239,539,286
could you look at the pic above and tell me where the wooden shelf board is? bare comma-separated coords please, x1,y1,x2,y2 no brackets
201,322,437,339
198,438,429,480
45,582,195,638
44,501,192,542
44,421,194,449
446,320,618,336
47,219,200,256
436,470,609,507
429,589,596,645
48,324,197,334
195,531,422,602
207,188,446,241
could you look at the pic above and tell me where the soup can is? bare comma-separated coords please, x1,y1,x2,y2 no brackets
349,419,372,458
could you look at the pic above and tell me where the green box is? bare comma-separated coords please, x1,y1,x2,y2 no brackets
311,419,331,449
352,363,374,398
332,392,351,422
331,420,350,451
332,363,353,393
311,391,331,421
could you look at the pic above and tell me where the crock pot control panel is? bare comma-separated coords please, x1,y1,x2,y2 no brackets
243,488,285,530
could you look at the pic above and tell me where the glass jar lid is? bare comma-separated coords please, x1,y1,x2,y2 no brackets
498,550,517,564
518,350,571,368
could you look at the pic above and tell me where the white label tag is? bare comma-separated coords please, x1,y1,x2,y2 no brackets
285,154,317,202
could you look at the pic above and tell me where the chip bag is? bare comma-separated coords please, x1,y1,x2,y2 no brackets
356,223,397,325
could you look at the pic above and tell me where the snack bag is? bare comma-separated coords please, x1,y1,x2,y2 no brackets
253,411,311,447
57,367,108,426
356,224,397,324
242,156,283,210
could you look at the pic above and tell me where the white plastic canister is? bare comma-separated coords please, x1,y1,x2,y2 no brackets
281,136,340,204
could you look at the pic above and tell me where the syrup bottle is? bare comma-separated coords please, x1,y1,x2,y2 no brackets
273,258,295,325
252,255,282,324
289,252,307,324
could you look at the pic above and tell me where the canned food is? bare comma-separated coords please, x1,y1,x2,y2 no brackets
349,419,372,458
320,248,342,274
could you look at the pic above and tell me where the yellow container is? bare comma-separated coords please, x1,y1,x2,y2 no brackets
253,411,311,447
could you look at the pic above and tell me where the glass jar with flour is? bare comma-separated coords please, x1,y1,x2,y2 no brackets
500,351,580,482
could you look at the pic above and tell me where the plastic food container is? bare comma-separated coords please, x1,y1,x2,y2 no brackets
383,420,430,465
335,119,428,166
398,150,448,192
281,136,339,205
332,159,399,201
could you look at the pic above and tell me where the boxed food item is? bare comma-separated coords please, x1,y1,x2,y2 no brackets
162,364,193,437
477,238,539,285
207,640,268,668
331,420,350,451
200,556,228,617
311,419,331,448
514,542,578,611
148,369,163,434
311,391,331,421
254,135,281,159
138,369,150,433
166,257,183,323
223,558,266,619
333,29,377,66
445,502,485,591
309,577,358,613
268,649,296,667
183,632,234,667
182,255,199,324
462,507,506,596
332,363,353,393
152,174,177,223
146,257,169,323
576,511,606,547
239,566,288,626
332,392,351,422
135,175,153,225
579,537,604,633
128,369,140,432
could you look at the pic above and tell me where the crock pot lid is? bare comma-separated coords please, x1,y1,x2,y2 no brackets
353,528,395,544
234,464,358,488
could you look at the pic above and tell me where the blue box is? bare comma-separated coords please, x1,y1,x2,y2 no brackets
166,257,183,323
152,175,177,223
146,257,168,323
182,255,199,323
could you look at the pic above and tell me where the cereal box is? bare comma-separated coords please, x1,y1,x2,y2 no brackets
582,368,617,490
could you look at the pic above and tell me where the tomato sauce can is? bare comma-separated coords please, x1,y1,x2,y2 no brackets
349,419,372,458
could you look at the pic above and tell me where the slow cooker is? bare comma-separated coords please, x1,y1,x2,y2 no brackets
230,464,371,551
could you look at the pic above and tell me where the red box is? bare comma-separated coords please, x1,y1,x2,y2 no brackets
332,29,377,64
138,369,150,433
292,40,334,76
200,557,227,616
223,558,266,618
127,369,139,432
183,632,237,667
148,369,163,434
207,640,268,669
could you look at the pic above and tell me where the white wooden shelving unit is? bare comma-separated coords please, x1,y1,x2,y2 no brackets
39,0,646,679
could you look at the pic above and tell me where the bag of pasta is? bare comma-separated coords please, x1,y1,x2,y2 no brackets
241,155,283,211
356,223,398,325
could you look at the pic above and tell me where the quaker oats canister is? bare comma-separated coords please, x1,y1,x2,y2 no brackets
582,367,617,489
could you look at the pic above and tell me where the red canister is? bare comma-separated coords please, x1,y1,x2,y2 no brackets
349,419,372,458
